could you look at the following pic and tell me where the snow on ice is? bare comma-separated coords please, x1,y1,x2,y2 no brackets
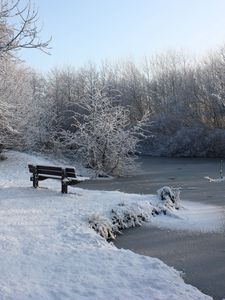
0,151,216,299
204,175,225,182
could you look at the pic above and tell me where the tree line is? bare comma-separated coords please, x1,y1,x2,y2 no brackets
1,1,225,175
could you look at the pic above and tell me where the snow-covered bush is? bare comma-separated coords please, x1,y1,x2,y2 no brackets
88,214,115,240
141,116,208,157
142,122,225,158
157,186,180,210
88,196,182,240
111,202,153,229
89,202,155,240
59,86,149,176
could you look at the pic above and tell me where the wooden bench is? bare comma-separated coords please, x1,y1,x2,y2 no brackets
28,164,81,193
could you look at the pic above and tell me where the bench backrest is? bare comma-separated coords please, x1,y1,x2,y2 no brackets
28,164,76,178
65,167,76,178
28,164,36,173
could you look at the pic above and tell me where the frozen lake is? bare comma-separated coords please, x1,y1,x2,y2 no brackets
79,157,225,300
79,157,225,206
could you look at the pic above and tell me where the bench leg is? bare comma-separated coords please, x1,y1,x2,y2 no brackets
61,182,68,193
33,173,39,188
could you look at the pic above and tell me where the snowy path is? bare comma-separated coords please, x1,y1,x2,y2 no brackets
0,151,212,299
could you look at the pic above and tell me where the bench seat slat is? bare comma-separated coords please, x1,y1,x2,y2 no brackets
38,175,62,181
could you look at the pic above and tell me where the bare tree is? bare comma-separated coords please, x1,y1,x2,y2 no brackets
0,0,51,57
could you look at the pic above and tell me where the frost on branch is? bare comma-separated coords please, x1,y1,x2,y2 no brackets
0,0,51,58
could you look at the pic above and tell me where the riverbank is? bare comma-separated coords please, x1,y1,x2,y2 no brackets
80,157,225,300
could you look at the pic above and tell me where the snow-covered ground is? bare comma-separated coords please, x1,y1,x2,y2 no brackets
0,151,217,300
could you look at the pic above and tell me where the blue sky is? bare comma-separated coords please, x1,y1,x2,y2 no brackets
20,0,225,72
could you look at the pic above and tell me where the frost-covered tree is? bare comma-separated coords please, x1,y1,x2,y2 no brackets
118,61,147,122
0,0,50,153
20,71,57,150
0,59,30,151
59,86,149,176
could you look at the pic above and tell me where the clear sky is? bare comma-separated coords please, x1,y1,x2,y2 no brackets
20,0,225,72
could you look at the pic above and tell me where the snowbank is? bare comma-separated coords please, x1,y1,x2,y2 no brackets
88,186,181,240
149,200,225,233
89,201,155,240
0,151,212,300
